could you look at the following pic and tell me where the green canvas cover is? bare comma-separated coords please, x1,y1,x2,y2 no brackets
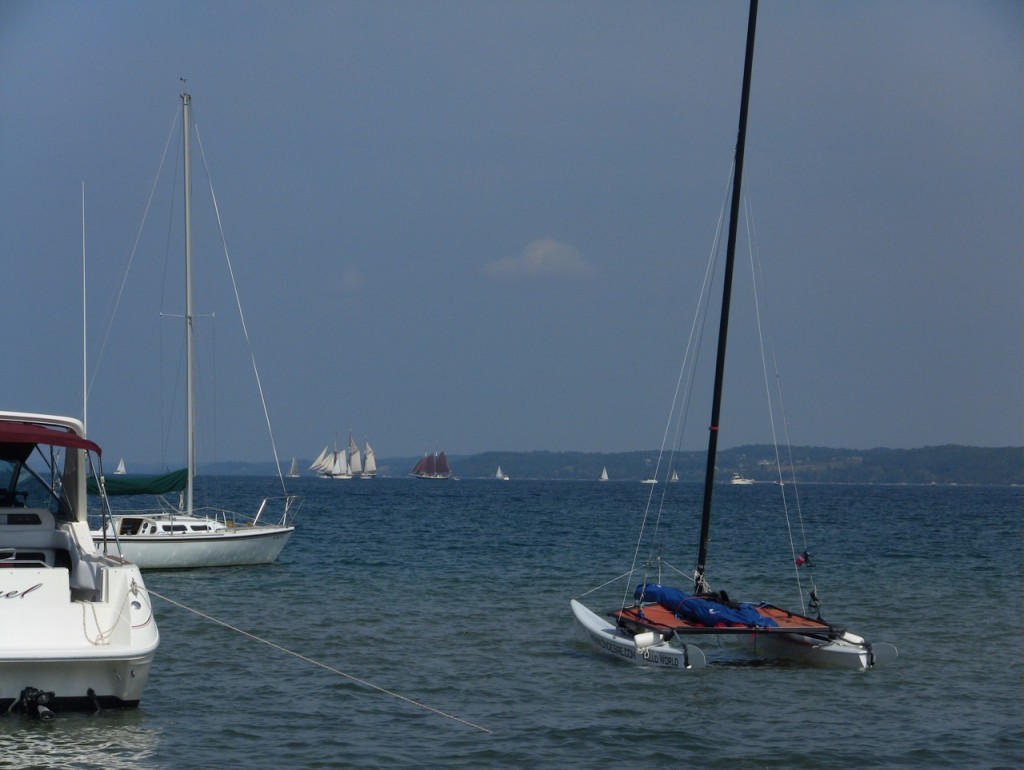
88,468,188,496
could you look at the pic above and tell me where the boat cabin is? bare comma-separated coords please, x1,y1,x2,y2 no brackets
0,433,103,600
105,515,226,536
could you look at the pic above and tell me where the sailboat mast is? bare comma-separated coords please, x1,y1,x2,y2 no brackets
81,181,87,434
182,92,195,516
694,0,758,594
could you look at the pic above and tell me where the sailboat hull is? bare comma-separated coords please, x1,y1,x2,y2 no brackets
94,522,293,569
752,631,898,669
612,599,896,669
570,600,705,670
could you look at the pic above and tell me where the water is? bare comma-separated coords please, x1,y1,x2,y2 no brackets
2,479,1021,768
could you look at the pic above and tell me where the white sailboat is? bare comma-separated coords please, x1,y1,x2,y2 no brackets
571,1,896,670
361,440,377,478
91,92,297,569
114,457,126,475
287,458,300,478
599,467,609,482
1,411,159,713
311,438,353,479
495,466,509,481
347,433,363,476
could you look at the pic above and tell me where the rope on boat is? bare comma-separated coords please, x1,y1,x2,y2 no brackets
147,589,492,734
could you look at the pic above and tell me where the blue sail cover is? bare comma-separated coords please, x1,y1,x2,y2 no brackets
635,583,778,628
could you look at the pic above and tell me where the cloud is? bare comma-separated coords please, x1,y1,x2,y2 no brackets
483,237,594,280
336,266,365,295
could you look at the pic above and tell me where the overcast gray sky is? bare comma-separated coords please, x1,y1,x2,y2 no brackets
1,1,1020,467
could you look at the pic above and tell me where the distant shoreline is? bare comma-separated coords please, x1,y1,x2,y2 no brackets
129,444,1022,487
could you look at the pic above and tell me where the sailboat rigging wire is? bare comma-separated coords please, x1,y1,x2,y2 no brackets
620,163,737,611
88,104,181,403
742,190,816,613
193,123,287,494
146,590,492,734
576,568,643,600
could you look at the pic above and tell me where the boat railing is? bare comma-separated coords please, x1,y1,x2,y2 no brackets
90,494,301,529
195,495,301,528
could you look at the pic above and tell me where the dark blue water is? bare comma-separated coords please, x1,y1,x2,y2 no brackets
3,479,1021,768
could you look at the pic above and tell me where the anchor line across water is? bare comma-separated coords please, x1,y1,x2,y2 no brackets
147,589,493,734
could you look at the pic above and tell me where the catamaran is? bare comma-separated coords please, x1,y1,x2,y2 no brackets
571,0,896,670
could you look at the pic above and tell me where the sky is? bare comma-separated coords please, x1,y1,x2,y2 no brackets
1,1,1020,467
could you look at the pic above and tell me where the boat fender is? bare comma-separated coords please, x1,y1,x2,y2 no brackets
88,687,101,715
633,631,661,650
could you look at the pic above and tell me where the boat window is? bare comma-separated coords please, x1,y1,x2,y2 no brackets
0,457,65,517
117,518,144,536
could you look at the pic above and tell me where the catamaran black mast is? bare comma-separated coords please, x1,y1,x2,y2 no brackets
694,0,758,595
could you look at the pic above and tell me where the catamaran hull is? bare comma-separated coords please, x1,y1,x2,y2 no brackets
94,526,293,569
570,600,705,670
753,631,898,669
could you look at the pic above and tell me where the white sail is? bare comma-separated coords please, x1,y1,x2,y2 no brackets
348,433,363,475
287,457,299,477
362,440,377,477
496,466,509,480
115,457,127,475
330,449,349,477
310,445,331,472
599,467,608,481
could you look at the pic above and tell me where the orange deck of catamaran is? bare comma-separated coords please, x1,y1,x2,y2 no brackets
613,602,837,636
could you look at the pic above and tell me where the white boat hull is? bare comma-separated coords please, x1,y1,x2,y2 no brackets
753,630,898,669
573,599,895,670
94,525,293,569
570,600,705,670
1,560,159,712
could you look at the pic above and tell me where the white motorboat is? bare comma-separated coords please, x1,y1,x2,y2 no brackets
0,411,159,716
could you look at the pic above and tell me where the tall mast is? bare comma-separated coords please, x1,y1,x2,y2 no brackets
182,92,195,516
694,0,758,594
81,181,87,434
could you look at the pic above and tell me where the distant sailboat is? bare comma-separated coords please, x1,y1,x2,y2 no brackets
311,440,352,479
411,450,452,480
496,466,509,481
362,440,377,478
669,470,679,483
347,433,363,476
114,457,127,475
287,458,299,478
599,467,609,482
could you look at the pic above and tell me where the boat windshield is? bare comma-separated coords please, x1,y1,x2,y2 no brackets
0,455,72,520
